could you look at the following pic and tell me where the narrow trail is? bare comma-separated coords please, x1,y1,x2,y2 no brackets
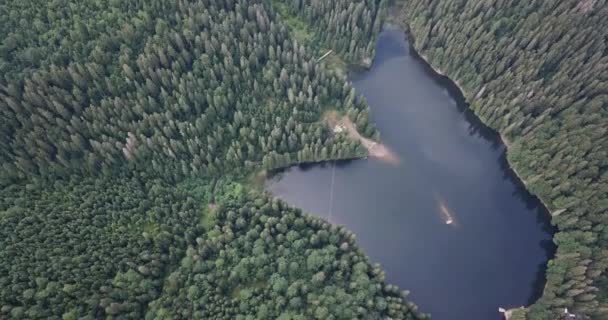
327,161,336,222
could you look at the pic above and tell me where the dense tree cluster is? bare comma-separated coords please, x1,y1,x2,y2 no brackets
148,191,424,320
0,0,420,319
277,0,387,66
0,0,149,82
401,0,608,318
0,175,203,318
0,0,376,183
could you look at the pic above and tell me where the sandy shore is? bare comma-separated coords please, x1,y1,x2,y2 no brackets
325,111,400,165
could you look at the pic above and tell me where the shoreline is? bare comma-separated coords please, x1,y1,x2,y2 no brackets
268,21,557,319
393,23,557,314
500,306,525,320
324,111,400,165
414,41,557,219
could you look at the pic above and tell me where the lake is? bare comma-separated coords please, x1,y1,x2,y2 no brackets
266,27,555,320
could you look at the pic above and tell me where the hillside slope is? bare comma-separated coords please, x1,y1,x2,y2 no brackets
0,0,424,319
401,0,608,318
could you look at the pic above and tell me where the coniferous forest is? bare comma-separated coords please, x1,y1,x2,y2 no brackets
0,0,426,319
1,0,606,319
401,0,607,319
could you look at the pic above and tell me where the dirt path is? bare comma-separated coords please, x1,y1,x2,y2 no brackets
325,111,399,164
499,306,525,320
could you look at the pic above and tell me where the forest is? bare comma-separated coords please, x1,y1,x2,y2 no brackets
0,0,426,319
1,0,606,319
401,0,608,319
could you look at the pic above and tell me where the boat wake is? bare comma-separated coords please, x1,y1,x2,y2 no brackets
434,191,457,226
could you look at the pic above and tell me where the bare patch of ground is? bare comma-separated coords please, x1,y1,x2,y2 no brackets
499,307,526,320
500,134,512,148
324,111,400,164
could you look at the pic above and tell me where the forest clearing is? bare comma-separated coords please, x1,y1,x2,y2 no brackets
324,111,399,164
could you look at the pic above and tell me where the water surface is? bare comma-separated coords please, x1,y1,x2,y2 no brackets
266,27,555,320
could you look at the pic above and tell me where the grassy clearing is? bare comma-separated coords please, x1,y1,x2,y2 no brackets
244,170,268,191
200,204,217,231
268,0,348,74
324,53,348,76
270,0,313,45
230,280,268,299
284,16,313,44
143,222,160,237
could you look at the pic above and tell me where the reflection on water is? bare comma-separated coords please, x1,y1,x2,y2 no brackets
266,27,555,320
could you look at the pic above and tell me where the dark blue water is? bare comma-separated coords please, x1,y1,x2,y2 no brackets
266,27,555,320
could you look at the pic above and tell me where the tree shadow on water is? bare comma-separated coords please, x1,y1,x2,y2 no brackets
527,239,557,305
